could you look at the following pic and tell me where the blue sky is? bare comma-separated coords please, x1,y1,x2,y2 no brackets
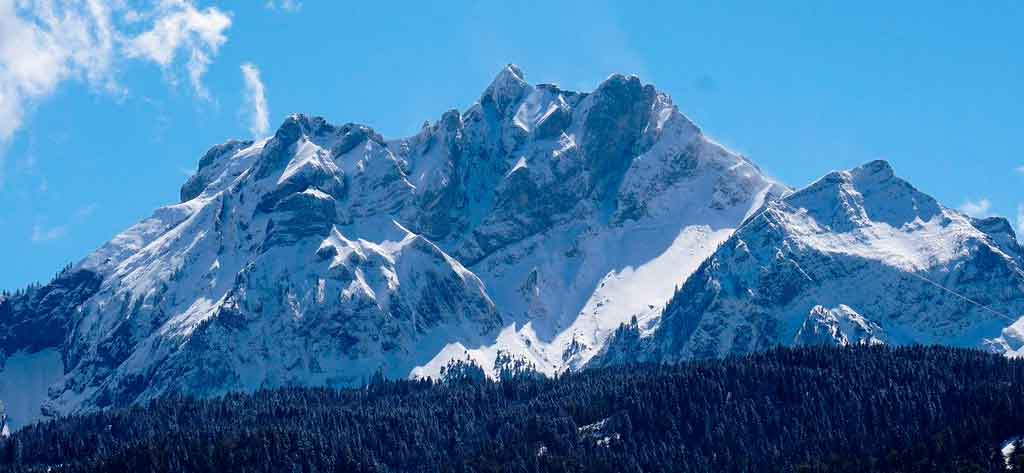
1,1,1022,291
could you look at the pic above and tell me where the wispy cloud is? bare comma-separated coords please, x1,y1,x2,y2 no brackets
0,0,118,142
958,198,992,218
76,203,97,218
30,203,98,243
240,62,270,137
124,1,232,100
265,0,302,12
31,223,69,242
1015,165,1024,175
1017,204,1024,235
0,0,233,144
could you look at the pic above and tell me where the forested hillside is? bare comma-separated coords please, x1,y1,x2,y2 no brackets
4,345,1024,472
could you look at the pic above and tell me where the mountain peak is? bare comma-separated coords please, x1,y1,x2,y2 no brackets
499,63,524,81
849,159,895,181
275,114,333,141
800,159,895,196
481,64,530,115
598,72,642,87
180,139,254,202
784,160,941,230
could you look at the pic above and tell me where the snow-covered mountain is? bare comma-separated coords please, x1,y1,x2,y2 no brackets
0,65,784,428
595,160,1024,366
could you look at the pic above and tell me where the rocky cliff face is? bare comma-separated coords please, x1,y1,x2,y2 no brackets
0,65,784,426
596,161,1024,366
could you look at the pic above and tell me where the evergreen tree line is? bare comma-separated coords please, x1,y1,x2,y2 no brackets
0,263,73,300
3,345,1024,472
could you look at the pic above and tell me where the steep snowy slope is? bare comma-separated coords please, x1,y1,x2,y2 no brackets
0,65,783,425
596,160,1024,365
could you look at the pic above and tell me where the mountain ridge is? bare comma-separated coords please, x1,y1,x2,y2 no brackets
0,64,784,429
595,160,1024,366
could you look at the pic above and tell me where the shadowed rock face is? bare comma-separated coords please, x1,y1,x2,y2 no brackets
479,64,528,118
425,71,680,267
263,191,338,247
0,269,102,356
532,87,572,140
253,115,327,181
582,74,657,203
972,216,1023,262
180,140,254,202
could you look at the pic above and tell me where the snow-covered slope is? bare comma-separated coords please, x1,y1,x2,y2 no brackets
596,160,1024,365
0,65,783,425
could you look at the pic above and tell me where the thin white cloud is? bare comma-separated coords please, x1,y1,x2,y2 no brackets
1015,165,1024,175
0,0,232,144
959,198,992,218
76,203,97,218
265,0,302,12
240,62,270,137
0,0,118,141
1017,204,1024,235
124,1,232,100
31,223,69,242
30,203,98,243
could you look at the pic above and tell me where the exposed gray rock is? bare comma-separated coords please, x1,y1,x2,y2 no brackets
0,268,102,355
794,305,886,346
180,140,253,202
582,74,657,202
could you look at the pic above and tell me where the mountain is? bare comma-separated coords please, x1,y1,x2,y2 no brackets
0,65,784,428
596,160,1024,366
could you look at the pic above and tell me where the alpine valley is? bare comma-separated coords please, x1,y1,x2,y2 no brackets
2,65,1022,432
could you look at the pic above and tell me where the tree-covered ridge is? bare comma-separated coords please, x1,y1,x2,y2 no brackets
4,345,1024,472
